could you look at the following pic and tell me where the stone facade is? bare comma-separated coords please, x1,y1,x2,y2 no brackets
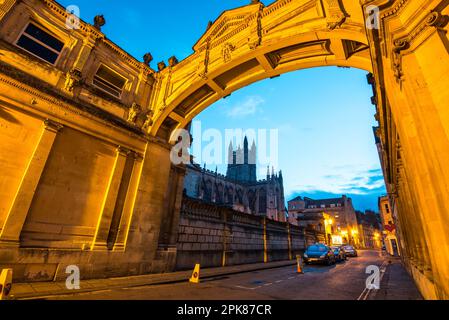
176,197,322,269
0,0,448,299
0,0,175,282
184,137,286,222
378,195,400,256
288,196,359,245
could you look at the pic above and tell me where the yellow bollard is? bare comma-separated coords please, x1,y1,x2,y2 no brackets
0,269,13,300
296,255,304,274
189,264,200,284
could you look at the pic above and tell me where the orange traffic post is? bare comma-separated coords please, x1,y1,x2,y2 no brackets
189,264,200,284
296,255,304,274
0,269,13,300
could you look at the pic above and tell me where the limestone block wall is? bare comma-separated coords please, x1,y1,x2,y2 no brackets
175,197,322,270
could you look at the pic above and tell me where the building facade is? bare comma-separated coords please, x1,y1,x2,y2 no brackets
378,196,400,256
288,195,359,246
1,0,449,299
184,137,286,222
356,210,382,249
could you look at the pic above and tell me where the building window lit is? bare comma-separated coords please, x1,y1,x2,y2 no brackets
93,65,127,98
16,23,64,64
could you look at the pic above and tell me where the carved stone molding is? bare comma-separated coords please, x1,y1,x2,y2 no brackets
325,0,347,30
143,52,153,66
116,145,131,156
142,110,154,132
222,42,236,63
64,69,83,92
157,61,167,71
197,40,211,79
44,119,64,133
127,103,141,124
247,5,263,49
168,56,179,67
390,11,445,84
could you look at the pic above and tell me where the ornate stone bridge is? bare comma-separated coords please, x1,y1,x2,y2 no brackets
0,0,448,299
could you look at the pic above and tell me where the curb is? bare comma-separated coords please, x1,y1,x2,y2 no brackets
11,260,296,300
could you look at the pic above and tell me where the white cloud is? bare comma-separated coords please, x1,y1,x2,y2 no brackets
287,167,385,196
226,96,265,118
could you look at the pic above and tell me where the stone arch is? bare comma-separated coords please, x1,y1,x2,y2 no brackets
225,185,234,205
149,0,371,140
202,179,213,202
247,189,257,213
215,182,224,203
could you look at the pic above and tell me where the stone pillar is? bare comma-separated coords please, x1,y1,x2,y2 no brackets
263,217,268,263
91,146,129,250
157,164,186,249
110,152,144,251
287,222,292,260
0,119,63,245
221,211,229,267
377,7,449,299
124,139,173,273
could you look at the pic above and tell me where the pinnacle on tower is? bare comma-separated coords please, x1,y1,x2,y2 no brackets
228,141,234,165
244,136,249,164
249,140,256,165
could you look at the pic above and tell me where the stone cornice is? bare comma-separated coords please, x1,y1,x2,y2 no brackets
40,0,154,75
0,61,147,140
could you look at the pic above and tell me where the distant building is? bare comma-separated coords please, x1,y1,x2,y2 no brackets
356,210,382,249
379,195,400,256
183,137,286,222
287,195,359,246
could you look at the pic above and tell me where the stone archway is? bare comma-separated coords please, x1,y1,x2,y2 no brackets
149,0,371,139
144,0,449,299
0,0,448,300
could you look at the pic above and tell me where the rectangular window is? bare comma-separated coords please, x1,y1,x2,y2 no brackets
93,65,127,98
16,23,64,64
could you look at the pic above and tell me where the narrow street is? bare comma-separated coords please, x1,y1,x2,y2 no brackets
50,250,390,300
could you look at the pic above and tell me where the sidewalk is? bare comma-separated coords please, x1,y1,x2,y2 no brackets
9,260,295,300
370,256,423,300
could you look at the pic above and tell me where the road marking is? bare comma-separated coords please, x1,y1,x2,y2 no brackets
235,285,261,290
288,277,294,280
263,283,273,286
357,261,388,300
275,280,283,283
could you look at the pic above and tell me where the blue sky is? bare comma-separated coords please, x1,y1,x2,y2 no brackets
59,0,386,211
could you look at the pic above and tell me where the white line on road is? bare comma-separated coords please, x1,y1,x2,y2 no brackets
357,261,388,300
235,285,261,290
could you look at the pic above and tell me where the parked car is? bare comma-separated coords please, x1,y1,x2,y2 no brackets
331,246,347,262
343,245,358,257
303,244,336,265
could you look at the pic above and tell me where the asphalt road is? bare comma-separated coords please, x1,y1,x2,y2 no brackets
51,250,384,300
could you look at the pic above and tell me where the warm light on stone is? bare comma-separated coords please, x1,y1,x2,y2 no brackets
0,0,448,300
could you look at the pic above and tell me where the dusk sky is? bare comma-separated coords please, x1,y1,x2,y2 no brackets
59,0,386,211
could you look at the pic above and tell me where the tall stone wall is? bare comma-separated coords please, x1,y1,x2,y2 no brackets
175,197,323,270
